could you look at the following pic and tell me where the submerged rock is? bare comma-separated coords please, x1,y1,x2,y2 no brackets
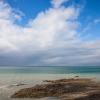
11,78,100,100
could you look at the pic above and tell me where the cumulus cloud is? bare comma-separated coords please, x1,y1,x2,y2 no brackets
0,0,100,66
0,0,79,53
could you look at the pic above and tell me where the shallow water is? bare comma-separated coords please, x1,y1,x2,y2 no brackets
0,66,100,74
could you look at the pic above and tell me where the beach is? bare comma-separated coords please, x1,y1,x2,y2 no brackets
0,74,70,100
0,74,100,100
0,66,100,100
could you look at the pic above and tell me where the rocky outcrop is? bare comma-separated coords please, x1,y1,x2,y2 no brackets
11,77,100,100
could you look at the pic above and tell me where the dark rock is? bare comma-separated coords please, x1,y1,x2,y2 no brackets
11,78,100,100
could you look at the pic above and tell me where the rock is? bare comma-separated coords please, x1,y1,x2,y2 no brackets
11,78,100,100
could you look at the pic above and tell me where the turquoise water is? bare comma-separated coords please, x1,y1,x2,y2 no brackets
0,66,100,74
0,66,100,81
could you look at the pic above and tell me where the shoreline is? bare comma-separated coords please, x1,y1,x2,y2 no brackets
0,74,100,100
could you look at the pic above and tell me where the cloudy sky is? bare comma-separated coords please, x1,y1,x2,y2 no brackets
0,0,100,66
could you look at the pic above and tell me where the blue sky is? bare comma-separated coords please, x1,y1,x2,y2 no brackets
0,0,100,66
6,0,51,25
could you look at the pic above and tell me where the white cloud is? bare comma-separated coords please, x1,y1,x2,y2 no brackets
0,0,100,66
0,0,79,54
27,6,79,48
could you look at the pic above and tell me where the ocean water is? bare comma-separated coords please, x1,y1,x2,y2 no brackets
0,66,100,81
0,66,100,74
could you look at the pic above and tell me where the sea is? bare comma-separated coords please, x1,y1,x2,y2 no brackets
0,66,100,84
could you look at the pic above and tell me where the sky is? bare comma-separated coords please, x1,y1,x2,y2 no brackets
0,0,100,66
